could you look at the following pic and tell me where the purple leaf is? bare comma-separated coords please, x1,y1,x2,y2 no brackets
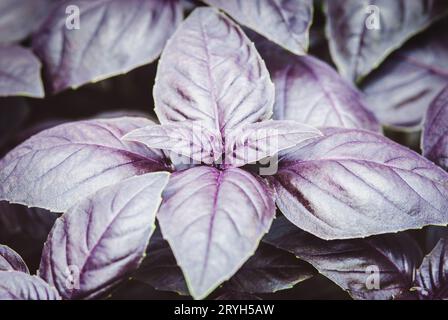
0,245,29,273
154,7,274,136
32,0,183,93
0,45,44,98
272,127,448,240
415,236,448,299
134,228,189,295
264,216,423,300
325,0,448,81
224,120,322,167
362,26,448,129
124,122,222,165
0,0,55,44
224,242,315,294
422,86,448,171
0,271,60,300
158,166,276,299
39,172,170,300
0,117,169,212
266,52,379,131
203,0,313,55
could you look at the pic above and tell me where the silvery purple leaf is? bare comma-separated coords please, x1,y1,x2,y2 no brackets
0,45,44,98
224,120,322,167
39,172,170,300
415,236,448,299
264,216,423,300
0,271,60,300
362,26,448,129
154,7,274,136
32,0,183,93
267,53,379,131
224,242,315,294
0,0,55,44
273,127,448,240
124,122,222,165
0,117,169,212
422,86,448,171
134,229,188,295
325,0,448,81
203,0,313,55
0,245,29,273
158,166,276,299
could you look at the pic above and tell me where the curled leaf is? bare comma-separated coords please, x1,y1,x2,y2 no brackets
0,245,29,273
124,122,222,165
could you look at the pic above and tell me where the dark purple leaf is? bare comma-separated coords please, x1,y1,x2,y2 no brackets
0,117,169,212
0,271,60,300
0,245,29,273
0,45,44,98
272,127,448,240
124,122,222,165
426,226,448,252
0,0,55,44
158,166,276,299
422,86,448,171
154,7,274,136
415,236,448,299
362,23,448,129
224,242,315,294
0,98,29,152
32,0,183,93
203,0,313,55
325,0,448,81
134,229,189,296
224,120,321,168
264,216,423,300
39,172,170,300
0,201,58,243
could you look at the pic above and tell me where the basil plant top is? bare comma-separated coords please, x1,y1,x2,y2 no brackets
1,7,448,300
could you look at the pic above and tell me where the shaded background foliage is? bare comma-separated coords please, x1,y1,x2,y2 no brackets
0,0,448,300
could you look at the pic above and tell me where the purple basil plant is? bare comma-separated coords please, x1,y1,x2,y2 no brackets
1,0,448,301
